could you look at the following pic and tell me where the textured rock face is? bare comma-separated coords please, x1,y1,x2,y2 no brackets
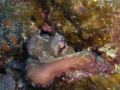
47,0,118,49
0,0,120,90
0,74,24,90
47,73,120,90
0,74,15,90
90,75,120,90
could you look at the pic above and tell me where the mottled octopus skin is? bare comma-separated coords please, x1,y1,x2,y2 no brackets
26,35,67,61
26,35,113,87
26,49,96,87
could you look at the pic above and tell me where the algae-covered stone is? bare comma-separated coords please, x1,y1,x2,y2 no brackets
109,73,120,85
91,75,120,90
50,0,118,49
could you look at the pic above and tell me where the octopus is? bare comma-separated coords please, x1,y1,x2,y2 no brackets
25,34,114,87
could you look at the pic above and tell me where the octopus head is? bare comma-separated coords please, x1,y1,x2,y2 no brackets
51,35,67,57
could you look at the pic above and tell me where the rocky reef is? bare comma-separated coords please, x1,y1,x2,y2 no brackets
0,74,24,90
0,0,120,90
48,0,118,48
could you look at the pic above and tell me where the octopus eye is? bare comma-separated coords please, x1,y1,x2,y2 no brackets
57,36,66,49
58,35,66,42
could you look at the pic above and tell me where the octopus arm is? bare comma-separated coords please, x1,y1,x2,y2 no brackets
26,49,96,87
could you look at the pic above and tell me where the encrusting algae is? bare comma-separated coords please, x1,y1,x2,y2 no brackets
48,0,118,49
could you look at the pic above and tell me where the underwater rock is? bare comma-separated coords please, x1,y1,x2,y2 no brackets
22,21,40,41
6,59,26,72
0,74,16,90
32,6,45,27
0,13,25,68
0,0,44,69
1,0,37,23
0,57,5,69
0,19,23,53
97,7,120,63
0,74,24,90
47,73,120,90
91,75,120,90
47,0,119,49
109,73,120,85
98,43,119,62
0,0,120,89
47,78,97,90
